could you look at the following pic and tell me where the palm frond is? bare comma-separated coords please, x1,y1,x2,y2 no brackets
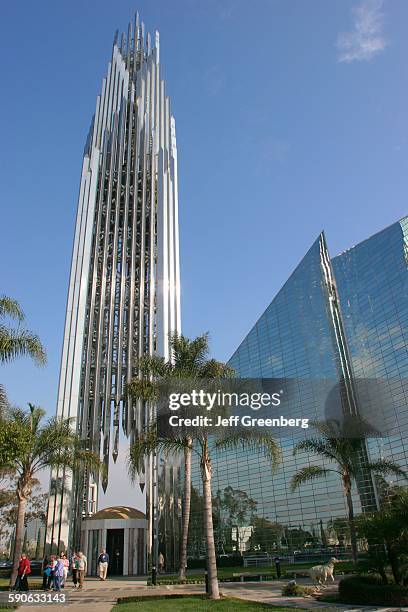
0,297,25,322
215,430,281,470
290,466,334,492
169,332,210,373
71,448,105,475
199,359,235,379
126,378,159,402
128,429,189,481
293,437,339,462
156,436,191,458
0,327,46,365
137,355,169,378
366,459,408,480
128,428,159,479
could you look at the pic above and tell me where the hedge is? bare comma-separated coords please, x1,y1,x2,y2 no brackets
339,575,408,606
187,556,243,569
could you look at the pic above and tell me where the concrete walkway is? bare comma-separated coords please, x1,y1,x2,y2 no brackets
220,579,406,611
16,579,202,612
15,576,407,612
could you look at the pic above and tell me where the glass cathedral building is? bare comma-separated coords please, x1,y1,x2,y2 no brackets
189,217,408,558
45,13,181,569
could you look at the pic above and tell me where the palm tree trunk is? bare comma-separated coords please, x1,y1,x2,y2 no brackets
344,479,358,564
10,494,27,586
386,540,401,584
201,438,220,600
179,437,192,580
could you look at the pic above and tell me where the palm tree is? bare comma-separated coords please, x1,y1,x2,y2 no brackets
0,296,46,417
0,405,102,586
0,385,8,414
127,335,281,599
127,333,219,580
290,420,407,563
129,425,280,599
0,296,46,365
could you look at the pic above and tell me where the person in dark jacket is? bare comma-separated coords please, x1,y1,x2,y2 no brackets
97,549,109,580
71,552,79,588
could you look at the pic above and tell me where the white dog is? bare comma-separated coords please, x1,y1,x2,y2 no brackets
308,557,338,588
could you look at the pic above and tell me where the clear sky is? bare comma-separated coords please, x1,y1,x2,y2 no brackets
1,0,407,419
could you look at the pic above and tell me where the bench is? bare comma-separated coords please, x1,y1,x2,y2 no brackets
243,555,272,568
232,572,274,582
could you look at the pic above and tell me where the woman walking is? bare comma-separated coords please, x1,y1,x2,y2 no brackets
13,554,31,591
60,552,69,588
71,552,79,588
53,556,65,592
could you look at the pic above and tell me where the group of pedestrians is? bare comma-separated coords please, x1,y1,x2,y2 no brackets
41,551,87,591
12,549,109,592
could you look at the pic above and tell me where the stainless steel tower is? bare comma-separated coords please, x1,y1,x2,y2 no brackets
45,13,181,562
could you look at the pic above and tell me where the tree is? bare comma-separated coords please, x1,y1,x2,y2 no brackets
128,334,281,599
290,421,407,563
187,486,205,558
327,516,350,548
127,333,221,581
22,529,28,554
0,480,47,539
357,486,408,584
0,296,46,419
35,527,43,561
0,385,8,415
284,526,317,550
0,405,102,585
0,297,46,366
249,516,284,553
214,486,257,553
0,420,31,468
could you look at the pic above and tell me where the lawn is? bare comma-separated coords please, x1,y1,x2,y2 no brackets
113,596,306,611
0,577,42,591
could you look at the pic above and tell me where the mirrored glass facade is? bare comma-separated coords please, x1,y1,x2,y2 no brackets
189,218,408,559
333,218,408,491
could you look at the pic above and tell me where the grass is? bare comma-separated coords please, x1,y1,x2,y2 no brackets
113,595,307,611
0,577,42,591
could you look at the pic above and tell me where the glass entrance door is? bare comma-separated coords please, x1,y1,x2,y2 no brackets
106,528,124,575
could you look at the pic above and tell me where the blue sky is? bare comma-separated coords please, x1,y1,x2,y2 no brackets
1,0,407,418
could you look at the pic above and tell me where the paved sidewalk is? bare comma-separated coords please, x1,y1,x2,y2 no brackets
17,580,203,611
16,576,407,612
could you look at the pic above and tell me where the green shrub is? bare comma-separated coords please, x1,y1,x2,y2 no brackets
339,575,408,606
282,582,314,597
